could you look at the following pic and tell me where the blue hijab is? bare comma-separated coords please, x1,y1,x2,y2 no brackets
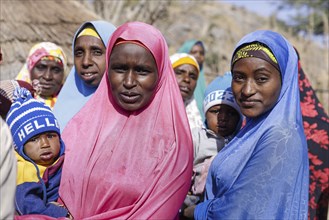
178,40,207,120
53,21,116,132
195,30,309,219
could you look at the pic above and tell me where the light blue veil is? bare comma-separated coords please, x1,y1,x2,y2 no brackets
53,21,116,132
195,30,309,219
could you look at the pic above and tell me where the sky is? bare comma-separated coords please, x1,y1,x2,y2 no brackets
223,0,279,14
221,0,328,45
222,0,298,24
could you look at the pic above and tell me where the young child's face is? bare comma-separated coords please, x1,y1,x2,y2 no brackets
206,104,240,137
24,131,61,166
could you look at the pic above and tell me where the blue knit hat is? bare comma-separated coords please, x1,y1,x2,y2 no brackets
203,72,241,115
6,87,61,156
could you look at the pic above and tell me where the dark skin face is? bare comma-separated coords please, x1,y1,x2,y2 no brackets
108,43,158,112
74,35,106,87
206,104,240,137
174,64,199,102
30,59,64,98
24,132,61,167
190,44,205,67
232,57,282,118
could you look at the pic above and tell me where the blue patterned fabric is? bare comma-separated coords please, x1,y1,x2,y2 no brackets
194,30,309,219
53,21,116,132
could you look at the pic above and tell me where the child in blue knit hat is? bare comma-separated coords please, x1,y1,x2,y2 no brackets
180,72,243,218
6,88,70,218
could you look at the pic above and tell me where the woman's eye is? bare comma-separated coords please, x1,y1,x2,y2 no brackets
35,65,46,71
111,65,127,73
190,74,197,80
74,50,83,57
138,71,149,75
115,68,125,73
174,70,182,75
93,50,103,56
136,67,150,75
232,74,244,82
52,67,63,74
256,77,268,83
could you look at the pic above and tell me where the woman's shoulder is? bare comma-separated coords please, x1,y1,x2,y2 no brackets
256,121,306,153
263,121,304,138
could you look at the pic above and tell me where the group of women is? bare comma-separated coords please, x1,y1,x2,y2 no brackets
1,18,328,220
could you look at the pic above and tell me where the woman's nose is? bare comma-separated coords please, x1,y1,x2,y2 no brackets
182,73,190,83
242,80,256,97
82,53,92,67
43,68,53,80
123,71,137,88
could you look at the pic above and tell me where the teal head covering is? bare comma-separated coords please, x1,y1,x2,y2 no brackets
178,40,207,120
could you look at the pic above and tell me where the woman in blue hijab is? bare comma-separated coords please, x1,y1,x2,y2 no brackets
53,21,116,132
178,40,207,120
194,30,309,219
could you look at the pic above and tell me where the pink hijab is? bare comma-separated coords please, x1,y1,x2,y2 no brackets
59,21,193,219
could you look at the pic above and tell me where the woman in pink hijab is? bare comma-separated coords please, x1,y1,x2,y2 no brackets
59,21,193,219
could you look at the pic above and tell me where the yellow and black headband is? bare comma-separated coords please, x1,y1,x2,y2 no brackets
77,27,100,40
232,43,279,71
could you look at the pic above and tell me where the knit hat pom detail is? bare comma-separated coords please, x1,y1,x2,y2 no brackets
13,87,33,103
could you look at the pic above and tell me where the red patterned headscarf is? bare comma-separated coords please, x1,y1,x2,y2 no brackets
16,42,67,83
297,50,329,220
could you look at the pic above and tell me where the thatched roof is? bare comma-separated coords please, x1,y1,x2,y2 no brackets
0,0,102,80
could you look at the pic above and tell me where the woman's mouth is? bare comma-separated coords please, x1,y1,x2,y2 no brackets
239,99,260,108
179,86,190,94
120,92,140,103
81,72,97,81
39,83,54,90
